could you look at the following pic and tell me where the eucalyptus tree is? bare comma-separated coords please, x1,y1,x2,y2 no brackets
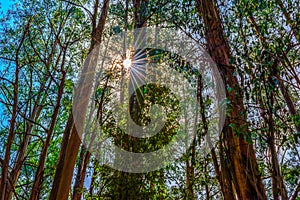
49,0,110,199
0,0,299,199
195,0,268,199
0,0,90,199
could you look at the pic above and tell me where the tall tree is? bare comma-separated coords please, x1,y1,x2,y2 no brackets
0,18,32,200
49,0,110,199
195,0,267,199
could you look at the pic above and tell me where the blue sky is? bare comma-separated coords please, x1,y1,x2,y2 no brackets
0,0,15,128
0,0,14,14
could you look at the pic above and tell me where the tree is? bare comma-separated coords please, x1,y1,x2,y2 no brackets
195,0,267,199
0,0,299,199
49,0,110,199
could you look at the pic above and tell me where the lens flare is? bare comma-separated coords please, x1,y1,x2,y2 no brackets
123,58,132,69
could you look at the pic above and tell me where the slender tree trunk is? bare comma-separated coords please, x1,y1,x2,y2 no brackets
72,146,86,199
0,19,31,200
204,160,210,200
72,66,109,199
198,74,235,199
250,39,289,199
49,1,109,199
7,77,49,200
248,15,300,134
195,0,267,199
72,151,91,200
276,76,300,133
185,84,196,199
185,152,195,199
276,0,300,42
269,136,288,200
266,72,288,200
290,182,300,200
29,56,67,200
6,8,71,197
89,160,99,195
256,83,288,200
115,0,148,199
247,15,298,198
247,16,298,198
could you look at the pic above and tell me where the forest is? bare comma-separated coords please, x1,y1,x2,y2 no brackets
0,0,299,199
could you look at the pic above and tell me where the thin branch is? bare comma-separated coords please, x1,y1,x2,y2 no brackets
61,0,93,18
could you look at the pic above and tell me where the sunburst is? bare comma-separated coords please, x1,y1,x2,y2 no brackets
123,58,132,69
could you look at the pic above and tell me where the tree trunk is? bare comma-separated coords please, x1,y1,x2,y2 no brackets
198,74,235,199
89,160,99,195
30,60,67,200
7,77,49,200
49,113,74,200
72,146,86,199
248,15,300,134
0,19,31,200
72,151,91,200
49,0,110,199
276,0,300,42
115,0,148,199
195,0,267,199
72,63,109,199
266,72,288,200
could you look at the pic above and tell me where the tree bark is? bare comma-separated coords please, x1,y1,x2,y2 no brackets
198,74,235,199
72,151,91,200
266,72,288,200
195,0,267,199
72,59,109,199
49,0,110,199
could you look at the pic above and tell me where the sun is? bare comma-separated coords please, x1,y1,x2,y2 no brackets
123,58,132,69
